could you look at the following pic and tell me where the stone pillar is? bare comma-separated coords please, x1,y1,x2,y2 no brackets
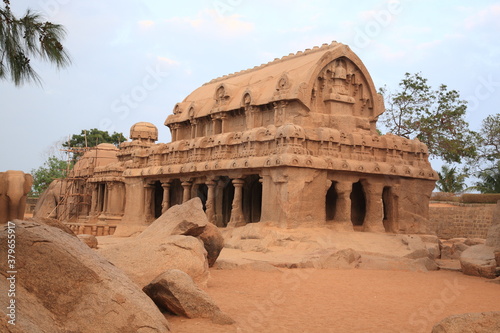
161,182,171,214
116,177,149,236
334,181,352,223
273,101,287,127
103,184,109,215
220,114,227,134
363,182,385,233
190,119,197,139
96,184,103,214
245,106,256,130
215,180,226,227
205,180,216,224
181,181,192,203
90,184,98,217
170,124,179,141
96,183,110,224
227,178,245,227
144,183,154,222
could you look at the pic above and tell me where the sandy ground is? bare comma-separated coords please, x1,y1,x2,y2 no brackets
95,228,500,333
165,268,500,333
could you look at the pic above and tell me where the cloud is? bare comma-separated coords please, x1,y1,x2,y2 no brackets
464,4,500,29
157,56,180,66
416,39,443,51
278,25,317,33
165,9,254,36
374,43,406,61
138,20,155,29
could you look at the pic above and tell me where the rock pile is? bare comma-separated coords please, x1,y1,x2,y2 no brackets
0,220,170,333
143,269,234,325
459,201,500,279
98,198,224,287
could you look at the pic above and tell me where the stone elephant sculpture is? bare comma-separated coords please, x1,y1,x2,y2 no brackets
0,170,33,224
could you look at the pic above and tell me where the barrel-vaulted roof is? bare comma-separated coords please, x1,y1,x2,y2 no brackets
165,41,382,126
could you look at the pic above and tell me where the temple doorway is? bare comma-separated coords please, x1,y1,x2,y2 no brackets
216,176,234,227
97,183,105,213
169,179,183,207
196,183,208,211
243,174,262,223
350,181,366,228
325,181,337,221
153,181,163,218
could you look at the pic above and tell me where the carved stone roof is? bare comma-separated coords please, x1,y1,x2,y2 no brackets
130,122,158,141
70,143,119,178
165,41,383,126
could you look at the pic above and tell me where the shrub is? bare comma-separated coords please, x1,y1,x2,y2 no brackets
459,193,500,204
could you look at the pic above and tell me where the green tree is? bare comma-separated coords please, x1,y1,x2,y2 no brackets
30,156,69,196
476,113,500,168
0,0,70,85
32,129,126,195
379,72,477,163
435,165,468,193
62,128,126,162
473,163,500,193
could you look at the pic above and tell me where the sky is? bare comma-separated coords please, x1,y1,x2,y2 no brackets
1,0,499,174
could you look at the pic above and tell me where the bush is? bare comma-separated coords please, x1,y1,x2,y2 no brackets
459,193,500,204
431,192,460,202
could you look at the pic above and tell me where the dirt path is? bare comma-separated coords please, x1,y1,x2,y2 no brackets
167,269,500,333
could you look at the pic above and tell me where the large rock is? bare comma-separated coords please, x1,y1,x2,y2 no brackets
198,222,224,267
98,198,210,287
440,238,470,260
143,269,234,325
99,235,209,288
139,198,208,239
33,179,66,219
27,216,76,236
431,311,500,333
0,221,170,333
460,244,497,279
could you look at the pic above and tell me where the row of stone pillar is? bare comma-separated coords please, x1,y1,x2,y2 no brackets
147,178,246,227
89,182,125,222
332,180,396,232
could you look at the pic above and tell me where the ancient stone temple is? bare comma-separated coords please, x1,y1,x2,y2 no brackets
40,42,437,236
